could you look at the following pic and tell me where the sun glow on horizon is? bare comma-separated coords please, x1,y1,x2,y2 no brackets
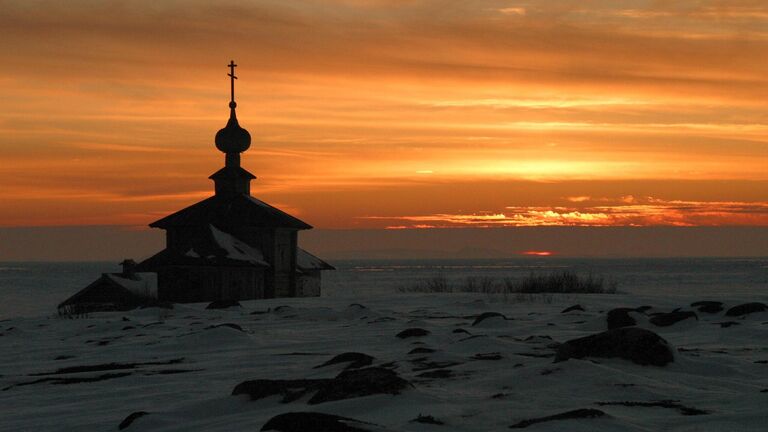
521,251,554,256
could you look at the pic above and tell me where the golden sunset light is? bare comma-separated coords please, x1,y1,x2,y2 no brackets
1,0,767,229
3,4,768,429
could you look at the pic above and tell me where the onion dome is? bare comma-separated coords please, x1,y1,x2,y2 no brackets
215,101,251,154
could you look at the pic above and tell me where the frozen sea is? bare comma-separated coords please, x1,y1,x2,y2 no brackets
1,257,766,319
1,258,767,431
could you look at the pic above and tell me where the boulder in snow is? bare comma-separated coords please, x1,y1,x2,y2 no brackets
554,327,674,366
725,302,767,317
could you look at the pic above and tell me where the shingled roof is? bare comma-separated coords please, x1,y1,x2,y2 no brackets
149,194,312,230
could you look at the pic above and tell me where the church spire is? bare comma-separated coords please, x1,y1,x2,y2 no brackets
215,60,251,167
211,60,255,198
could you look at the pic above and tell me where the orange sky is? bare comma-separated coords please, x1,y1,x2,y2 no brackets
1,0,767,229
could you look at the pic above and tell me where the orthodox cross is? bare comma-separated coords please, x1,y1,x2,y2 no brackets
228,60,238,104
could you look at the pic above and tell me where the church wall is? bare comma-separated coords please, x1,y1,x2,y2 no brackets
272,229,296,297
158,266,265,302
297,271,321,297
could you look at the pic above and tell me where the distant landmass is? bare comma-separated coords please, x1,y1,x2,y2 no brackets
3,226,767,261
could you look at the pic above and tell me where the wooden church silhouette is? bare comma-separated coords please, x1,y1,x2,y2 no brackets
59,62,332,313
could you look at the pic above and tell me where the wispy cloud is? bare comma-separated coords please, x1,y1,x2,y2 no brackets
1,0,767,226
362,197,768,228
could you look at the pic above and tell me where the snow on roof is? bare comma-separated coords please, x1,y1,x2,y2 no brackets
209,225,269,266
297,248,334,271
104,273,157,299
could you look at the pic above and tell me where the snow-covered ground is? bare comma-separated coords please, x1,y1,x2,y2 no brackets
1,292,767,431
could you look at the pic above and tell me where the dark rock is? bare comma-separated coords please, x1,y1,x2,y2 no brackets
4,372,133,390
417,369,453,379
510,408,605,428
408,347,436,355
261,412,379,432
471,352,503,360
411,360,463,371
452,328,470,334
205,299,241,310
410,415,444,425
514,352,554,359
649,311,698,327
206,323,244,332
472,312,508,326
458,335,486,342
232,378,327,403
251,309,270,315
524,335,553,342
561,304,584,313
606,308,638,330
314,352,374,370
234,368,410,406
119,411,149,430
725,302,767,317
635,306,653,313
274,352,327,356
596,400,708,415
146,368,202,375
54,355,75,360
29,358,183,376
691,301,723,314
308,367,410,404
717,321,740,328
139,301,173,310
554,327,674,366
396,328,430,338
368,317,395,323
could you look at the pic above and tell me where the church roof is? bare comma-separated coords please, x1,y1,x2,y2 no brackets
209,165,256,181
149,194,312,230
297,248,335,271
138,224,271,270
58,272,155,310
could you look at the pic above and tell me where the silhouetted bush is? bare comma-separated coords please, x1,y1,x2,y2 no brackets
399,271,617,295
504,271,617,294
458,276,498,293
398,275,451,293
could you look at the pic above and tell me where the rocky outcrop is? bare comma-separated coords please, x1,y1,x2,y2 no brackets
396,328,430,338
233,367,409,405
606,308,639,329
691,301,723,314
261,412,383,432
725,303,767,317
649,311,697,327
205,299,241,309
472,312,508,326
554,327,674,366
314,352,374,370
509,408,605,428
